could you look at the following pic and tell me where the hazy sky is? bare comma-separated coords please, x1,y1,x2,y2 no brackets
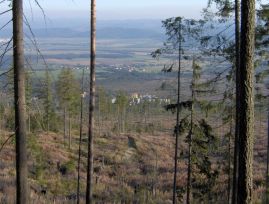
26,0,208,20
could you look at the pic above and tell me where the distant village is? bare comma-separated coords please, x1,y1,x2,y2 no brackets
69,64,147,73
112,93,171,106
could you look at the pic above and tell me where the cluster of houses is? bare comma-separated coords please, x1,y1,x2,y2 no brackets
109,64,146,73
67,63,148,73
111,93,171,106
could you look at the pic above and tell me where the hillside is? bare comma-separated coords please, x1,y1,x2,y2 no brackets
0,117,267,203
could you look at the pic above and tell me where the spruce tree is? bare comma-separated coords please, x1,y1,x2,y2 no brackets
152,17,204,203
164,57,219,203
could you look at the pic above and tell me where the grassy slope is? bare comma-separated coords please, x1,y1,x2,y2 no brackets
0,116,268,203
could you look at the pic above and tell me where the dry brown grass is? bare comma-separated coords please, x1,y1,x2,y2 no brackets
0,113,268,203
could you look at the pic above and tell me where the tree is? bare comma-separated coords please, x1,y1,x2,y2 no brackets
187,58,198,204
86,0,96,203
267,109,269,203
13,0,28,203
256,4,269,202
56,68,80,147
165,57,219,203
202,1,241,202
115,91,128,133
96,87,110,135
232,1,241,204
191,120,218,203
152,17,204,203
168,18,181,204
25,71,32,132
237,0,255,203
42,69,55,133
221,76,235,203
77,69,85,204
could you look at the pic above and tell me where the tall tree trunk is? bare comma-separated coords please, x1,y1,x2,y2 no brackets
64,107,66,144
228,113,233,203
28,111,30,133
172,19,182,204
98,97,101,136
0,94,1,136
123,106,126,133
238,0,255,203
69,115,71,149
186,57,196,204
46,104,49,134
232,2,241,203
118,106,120,133
186,95,193,204
13,0,28,203
266,110,269,204
152,152,158,197
86,0,96,203
77,69,85,204
46,70,50,135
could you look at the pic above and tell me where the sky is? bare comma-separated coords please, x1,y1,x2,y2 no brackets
25,0,208,20
0,0,210,29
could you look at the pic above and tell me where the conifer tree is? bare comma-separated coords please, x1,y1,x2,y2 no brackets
25,71,32,132
86,0,96,203
254,4,269,202
202,2,242,202
164,57,219,203
152,17,204,203
77,69,85,204
13,0,28,202
97,87,110,135
186,58,199,204
42,70,54,133
115,91,128,133
56,68,80,146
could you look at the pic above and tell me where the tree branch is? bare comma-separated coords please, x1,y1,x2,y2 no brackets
0,133,15,154
0,9,11,16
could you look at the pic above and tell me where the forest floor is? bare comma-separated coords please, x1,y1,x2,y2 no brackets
0,118,267,203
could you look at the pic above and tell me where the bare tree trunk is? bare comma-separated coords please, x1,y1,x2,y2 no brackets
46,71,50,135
173,19,182,204
265,110,269,203
69,115,71,149
238,0,255,203
118,106,120,133
123,106,126,133
98,97,101,136
77,69,85,204
152,152,158,197
186,112,192,204
86,0,96,203
64,107,66,144
0,112,1,137
28,111,30,133
187,58,195,204
13,0,28,203
228,113,233,203
232,1,240,203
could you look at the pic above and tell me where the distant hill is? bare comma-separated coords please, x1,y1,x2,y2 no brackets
30,27,164,39
0,19,165,39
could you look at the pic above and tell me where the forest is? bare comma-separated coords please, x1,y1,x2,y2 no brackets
0,0,267,203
